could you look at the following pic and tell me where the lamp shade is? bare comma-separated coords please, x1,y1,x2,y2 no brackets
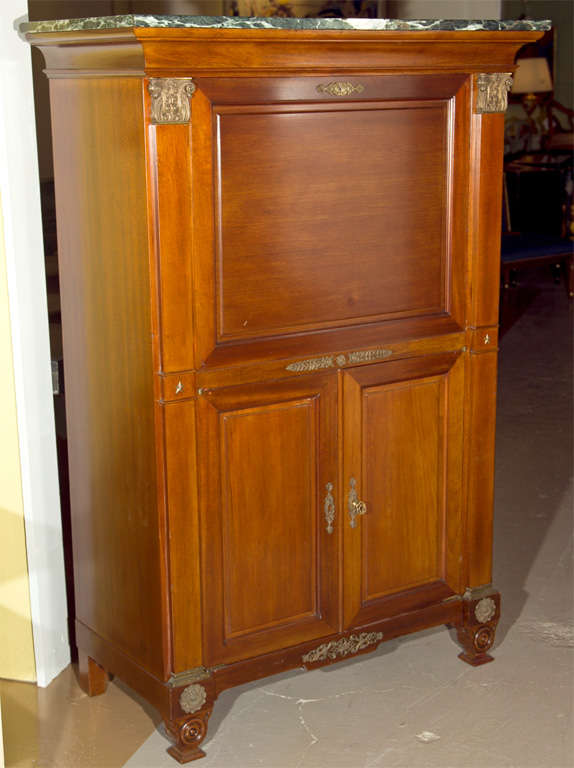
511,57,553,94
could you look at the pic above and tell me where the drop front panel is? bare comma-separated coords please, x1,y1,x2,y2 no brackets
215,101,450,339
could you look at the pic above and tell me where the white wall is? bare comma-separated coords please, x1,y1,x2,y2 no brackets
0,194,36,684
0,1,69,687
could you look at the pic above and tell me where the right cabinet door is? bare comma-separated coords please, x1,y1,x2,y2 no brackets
342,352,465,629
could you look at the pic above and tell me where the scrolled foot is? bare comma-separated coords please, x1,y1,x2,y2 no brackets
165,672,217,763
165,710,212,763
456,589,500,666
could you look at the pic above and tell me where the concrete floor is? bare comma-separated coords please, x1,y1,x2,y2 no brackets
1,271,573,768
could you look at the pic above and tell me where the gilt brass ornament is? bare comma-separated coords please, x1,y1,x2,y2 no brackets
179,683,207,714
347,349,392,364
286,355,334,373
474,73,513,114
169,667,211,687
286,348,391,373
317,82,365,97
324,482,335,534
348,477,367,528
302,632,383,664
148,78,196,124
474,597,496,624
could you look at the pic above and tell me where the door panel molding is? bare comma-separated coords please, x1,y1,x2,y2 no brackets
198,374,339,664
191,75,469,369
342,353,464,628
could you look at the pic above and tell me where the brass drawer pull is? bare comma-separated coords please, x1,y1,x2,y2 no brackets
324,482,335,534
348,477,367,528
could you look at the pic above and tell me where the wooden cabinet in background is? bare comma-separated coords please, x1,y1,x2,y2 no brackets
24,17,544,763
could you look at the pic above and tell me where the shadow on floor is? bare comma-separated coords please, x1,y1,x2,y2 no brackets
494,271,573,644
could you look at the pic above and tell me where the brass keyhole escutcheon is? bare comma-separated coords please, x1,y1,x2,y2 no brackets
348,477,367,528
324,482,335,534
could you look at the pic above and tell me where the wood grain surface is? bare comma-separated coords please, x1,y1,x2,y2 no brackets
342,353,465,627
28,23,544,755
197,374,338,665
50,77,166,679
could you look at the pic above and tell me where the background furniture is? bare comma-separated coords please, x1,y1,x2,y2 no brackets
505,152,572,236
24,16,544,764
510,55,574,153
503,155,573,296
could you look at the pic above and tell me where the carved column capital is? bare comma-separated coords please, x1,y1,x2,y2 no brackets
148,78,196,125
474,73,513,114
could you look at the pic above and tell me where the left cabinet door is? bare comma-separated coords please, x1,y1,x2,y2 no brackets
198,374,339,665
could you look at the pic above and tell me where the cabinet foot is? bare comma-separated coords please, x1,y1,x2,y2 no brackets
456,589,500,666
165,708,212,764
78,650,109,696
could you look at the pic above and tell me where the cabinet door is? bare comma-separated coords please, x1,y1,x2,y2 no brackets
342,353,465,628
190,74,469,367
198,374,339,665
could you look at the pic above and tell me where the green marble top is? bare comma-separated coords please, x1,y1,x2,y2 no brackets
20,15,551,34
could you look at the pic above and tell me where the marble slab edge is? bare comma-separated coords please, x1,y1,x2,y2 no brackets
20,15,552,35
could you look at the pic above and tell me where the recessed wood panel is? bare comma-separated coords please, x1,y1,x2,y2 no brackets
363,377,443,599
199,374,339,664
220,399,317,638
216,102,449,340
342,353,464,628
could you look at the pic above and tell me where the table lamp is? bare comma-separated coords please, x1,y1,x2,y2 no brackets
511,57,553,107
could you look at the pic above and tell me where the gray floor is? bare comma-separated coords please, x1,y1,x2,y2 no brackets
126,274,573,768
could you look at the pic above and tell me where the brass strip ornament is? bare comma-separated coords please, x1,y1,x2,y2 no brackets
347,349,392,364
302,632,383,664
286,348,391,373
148,78,196,124
348,477,367,528
286,355,335,373
317,82,365,97
474,73,513,114
324,482,335,534
179,683,207,714
463,583,494,600
169,667,211,687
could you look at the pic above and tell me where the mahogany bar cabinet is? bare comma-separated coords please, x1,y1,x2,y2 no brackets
23,15,547,762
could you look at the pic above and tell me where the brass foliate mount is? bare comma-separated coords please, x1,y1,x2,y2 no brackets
317,81,365,97
474,73,513,114
302,632,383,665
474,597,497,624
148,78,196,125
324,482,335,534
179,683,207,715
286,348,391,373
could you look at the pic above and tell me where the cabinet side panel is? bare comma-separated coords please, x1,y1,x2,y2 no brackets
164,400,203,673
152,123,195,373
50,78,165,677
468,112,505,328
465,351,498,587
